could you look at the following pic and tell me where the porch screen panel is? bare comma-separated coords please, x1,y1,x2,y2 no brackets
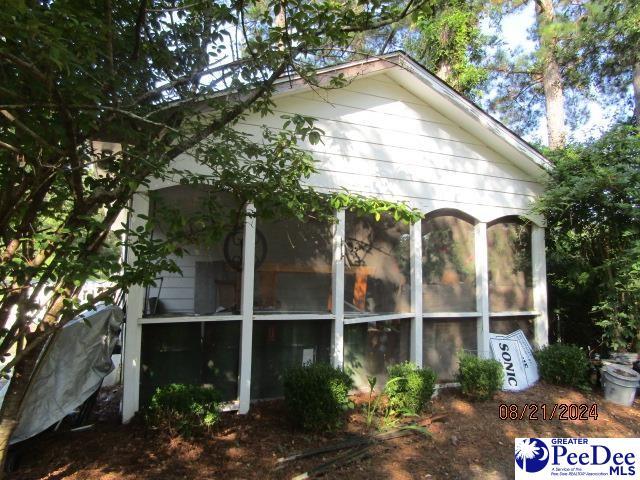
254,218,332,313
140,321,240,406
344,319,410,390
202,322,241,400
422,215,476,312
146,186,244,316
422,318,478,381
487,220,533,312
343,212,410,314
490,316,535,342
251,320,332,399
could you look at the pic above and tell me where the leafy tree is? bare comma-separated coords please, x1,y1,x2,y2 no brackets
0,0,423,469
404,0,490,97
488,0,589,148
534,124,640,353
570,0,640,127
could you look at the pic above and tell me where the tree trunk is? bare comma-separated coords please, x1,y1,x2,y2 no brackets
633,61,640,127
536,0,567,149
0,334,47,477
437,60,452,83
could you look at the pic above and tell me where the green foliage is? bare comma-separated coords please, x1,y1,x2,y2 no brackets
535,344,590,388
363,375,382,428
283,362,354,432
536,125,640,352
330,192,423,224
570,0,640,120
486,0,593,142
146,384,221,436
406,1,489,96
0,0,424,379
457,353,504,401
385,361,436,415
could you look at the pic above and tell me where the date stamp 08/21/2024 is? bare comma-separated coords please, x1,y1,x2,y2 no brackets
499,403,600,421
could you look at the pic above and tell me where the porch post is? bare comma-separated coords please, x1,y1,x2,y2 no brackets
475,222,490,358
410,218,423,366
331,209,345,368
122,190,149,423
238,204,256,414
531,224,549,349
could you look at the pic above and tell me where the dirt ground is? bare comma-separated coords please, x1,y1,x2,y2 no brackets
9,383,640,480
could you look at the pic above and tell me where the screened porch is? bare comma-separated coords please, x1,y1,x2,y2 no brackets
125,185,547,417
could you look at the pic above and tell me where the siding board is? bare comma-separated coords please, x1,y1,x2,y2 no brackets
153,71,545,304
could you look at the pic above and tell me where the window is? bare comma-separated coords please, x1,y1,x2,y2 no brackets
422,214,476,312
344,320,410,390
487,219,533,312
490,316,534,341
140,321,241,405
145,186,243,316
423,317,477,381
254,217,333,313
251,320,332,398
344,212,410,314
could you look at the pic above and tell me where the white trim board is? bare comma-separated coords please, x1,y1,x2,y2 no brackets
423,311,480,319
138,315,241,325
489,311,539,317
343,312,414,325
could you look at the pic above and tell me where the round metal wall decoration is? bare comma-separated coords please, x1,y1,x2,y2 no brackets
345,217,374,266
223,227,267,271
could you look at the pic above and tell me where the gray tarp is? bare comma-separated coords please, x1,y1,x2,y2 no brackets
6,304,123,444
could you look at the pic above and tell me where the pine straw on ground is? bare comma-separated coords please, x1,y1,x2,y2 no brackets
9,382,640,480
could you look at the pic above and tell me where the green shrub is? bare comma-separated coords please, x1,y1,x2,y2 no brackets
457,353,504,401
535,343,590,387
385,361,437,415
283,362,353,431
146,383,220,436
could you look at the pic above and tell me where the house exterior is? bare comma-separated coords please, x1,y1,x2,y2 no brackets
121,52,550,422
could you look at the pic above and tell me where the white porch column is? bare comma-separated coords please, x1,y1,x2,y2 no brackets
238,204,256,414
475,222,490,358
122,190,149,423
532,224,549,349
331,210,345,368
410,218,423,366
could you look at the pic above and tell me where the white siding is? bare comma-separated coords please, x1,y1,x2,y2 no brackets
236,73,544,223
148,70,547,309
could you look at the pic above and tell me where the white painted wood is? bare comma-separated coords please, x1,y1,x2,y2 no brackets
387,66,549,180
138,315,241,325
343,312,414,325
238,205,256,414
422,311,480,318
312,158,542,197
306,171,536,211
489,311,539,318
122,190,149,423
331,210,345,368
254,314,334,321
531,225,549,349
294,82,454,125
410,219,423,366
311,186,541,226
475,222,490,359
220,400,240,412
232,124,535,184
273,95,481,144
237,119,525,171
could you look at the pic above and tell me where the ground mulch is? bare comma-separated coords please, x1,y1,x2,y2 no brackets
8,382,640,480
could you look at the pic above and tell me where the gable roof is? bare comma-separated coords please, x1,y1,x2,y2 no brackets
270,51,551,180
